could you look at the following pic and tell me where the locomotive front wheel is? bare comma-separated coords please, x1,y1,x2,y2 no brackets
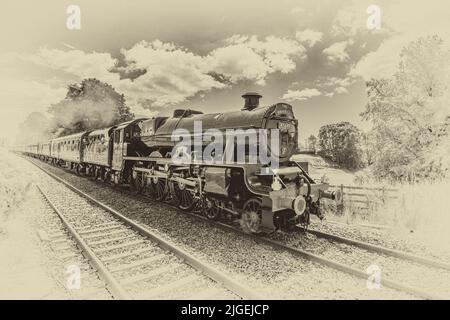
242,198,262,234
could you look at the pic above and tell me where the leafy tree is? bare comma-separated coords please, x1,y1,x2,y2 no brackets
318,121,365,169
361,35,450,181
307,134,318,152
50,78,134,136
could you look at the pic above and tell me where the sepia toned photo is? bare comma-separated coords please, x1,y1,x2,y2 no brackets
1,0,450,307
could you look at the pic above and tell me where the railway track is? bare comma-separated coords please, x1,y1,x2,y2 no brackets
303,227,450,271
34,168,261,300
35,197,113,299
26,156,448,300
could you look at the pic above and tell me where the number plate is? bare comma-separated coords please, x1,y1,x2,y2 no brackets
278,122,294,131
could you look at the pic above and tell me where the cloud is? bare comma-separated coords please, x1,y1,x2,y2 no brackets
29,47,119,83
205,43,271,86
24,36,306,112
315,76,353,88
207,35,306,85
118,40,225,108
313,76,353,97
295,29,323,47
282,88,322,101
350,38,406,80
323,41,351,63
334,86,349,94
331,1,373,36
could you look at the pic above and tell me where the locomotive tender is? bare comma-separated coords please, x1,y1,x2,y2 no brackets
19,93,339,233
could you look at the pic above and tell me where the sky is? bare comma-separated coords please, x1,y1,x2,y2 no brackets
1,0,450,144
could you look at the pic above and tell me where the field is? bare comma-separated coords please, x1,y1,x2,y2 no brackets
291,153,357,184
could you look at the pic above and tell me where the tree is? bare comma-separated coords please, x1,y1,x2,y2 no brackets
49,78,134,136
307,134,318,152
318,122,365,169
361,35,450,181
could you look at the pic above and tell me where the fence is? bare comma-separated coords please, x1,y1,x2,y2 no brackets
328,184,399,212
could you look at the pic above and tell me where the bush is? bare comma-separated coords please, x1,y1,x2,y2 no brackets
318,122,365,170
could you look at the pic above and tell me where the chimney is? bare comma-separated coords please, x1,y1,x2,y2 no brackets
241,92,262,111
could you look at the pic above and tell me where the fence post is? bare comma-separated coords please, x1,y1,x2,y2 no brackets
336,184,344,215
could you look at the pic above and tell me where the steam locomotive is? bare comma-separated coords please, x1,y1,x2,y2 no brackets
18,93,339,233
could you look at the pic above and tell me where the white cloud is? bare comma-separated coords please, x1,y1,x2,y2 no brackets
350,38,406,80
24,43,224,111
295,29,323,47
29,47,119,84
207,35,306,85
118,40,225,107
206,43,271,86
331,1,374,36
334,86,349,94
316,76,353,88
282,88,322,101
25,36,306,111
323,41,351,63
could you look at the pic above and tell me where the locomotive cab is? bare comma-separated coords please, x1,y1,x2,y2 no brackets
111,118,149,172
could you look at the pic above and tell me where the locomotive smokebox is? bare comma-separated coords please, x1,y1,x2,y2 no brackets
242,92,262,111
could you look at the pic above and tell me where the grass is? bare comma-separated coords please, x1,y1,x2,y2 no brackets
376,181,450,249
323,180,450,252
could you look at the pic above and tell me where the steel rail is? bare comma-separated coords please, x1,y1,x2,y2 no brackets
37,185,131,300
29,158,262,300
303,227,450,271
